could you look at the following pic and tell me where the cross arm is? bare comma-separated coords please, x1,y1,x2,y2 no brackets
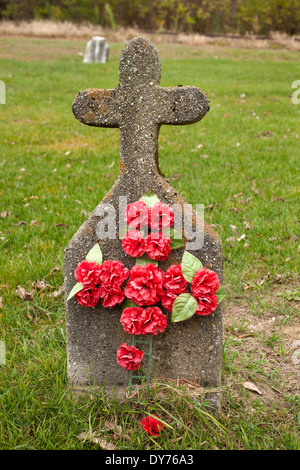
72,88,119,128
157,86,210,125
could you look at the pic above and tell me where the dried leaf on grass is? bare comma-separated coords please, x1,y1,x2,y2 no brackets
78,419,131,448
78,431,116,450
242,381,262,395
27,305,39,323
52,283,65,298
13,221,27,226
33,279,47,291
0,296,3,309
15,285,33,301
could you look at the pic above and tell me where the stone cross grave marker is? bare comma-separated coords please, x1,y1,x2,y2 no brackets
65,37,223,412
83,36,109,63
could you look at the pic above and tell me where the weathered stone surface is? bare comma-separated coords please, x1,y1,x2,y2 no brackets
83,36,109,63
66,37,222,411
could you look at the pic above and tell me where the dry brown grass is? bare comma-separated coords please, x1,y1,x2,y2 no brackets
1,19,300,51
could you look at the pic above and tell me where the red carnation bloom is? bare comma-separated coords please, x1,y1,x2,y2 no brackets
75,260,102,286
98,285,125,308
191,268,220,297
124,264,164,306
99,260,129,288
140,307,167,335
195,293,218,316
75,285,101,307
149,202,174,231
141,415,165,436
162,264,188,294
122,230,146,258
145,232,171,261
161,290,189,313
117,342,143,371
120,307,145,335
161,291,177,313
125,201,149,229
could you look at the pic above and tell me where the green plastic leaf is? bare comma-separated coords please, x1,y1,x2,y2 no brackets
216,285,226,304
181,251,203,283
67,282,84,301
162,227,185,250
85,243,103,265
135,254,158,267
139,191,160,208
172,293,198,323
122,298,140,309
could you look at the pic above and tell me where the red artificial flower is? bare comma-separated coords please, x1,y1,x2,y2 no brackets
162,264,188,294
149,202,174,231
120,307,145,335
116,342,143,371
99,260,129,288
124,264,164,306
98,286,125,308
140,307,167,335
122,230,146,258
75,260,102,286
125,201,149,229
191,268,220,297
75,285,101,307
161,290,179,313
141,415,165,436
195,293,218,316
145,231,171,261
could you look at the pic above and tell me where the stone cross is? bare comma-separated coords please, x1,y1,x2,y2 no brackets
65,37,223,412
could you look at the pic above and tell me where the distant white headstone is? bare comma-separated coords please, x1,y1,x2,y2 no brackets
83,36,109,64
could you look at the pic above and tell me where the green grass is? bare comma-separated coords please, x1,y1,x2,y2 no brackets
0,37,299,450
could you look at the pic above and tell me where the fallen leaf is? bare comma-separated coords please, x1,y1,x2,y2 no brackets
242,382,262,395
1,210,7,218
237,234,246,242
171,174,182,180
30,220,39,226
34,279,47,291
104,420,122,435
55,223,68,228
0,296,3,309
27,305,38,323
78,431,116,450
15,286,33,301
52,283,65,298
13,221,27,226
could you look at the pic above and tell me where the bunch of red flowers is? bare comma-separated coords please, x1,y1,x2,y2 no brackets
122,200,174,261
74,259,129,309
69,197,222,376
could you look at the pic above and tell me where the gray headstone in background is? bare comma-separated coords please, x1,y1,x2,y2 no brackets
83,36,109,63
66,37,223,412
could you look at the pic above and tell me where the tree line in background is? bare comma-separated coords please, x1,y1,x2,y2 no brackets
0,0,300,36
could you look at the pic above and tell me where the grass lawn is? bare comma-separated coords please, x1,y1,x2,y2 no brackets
0,36,299,450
